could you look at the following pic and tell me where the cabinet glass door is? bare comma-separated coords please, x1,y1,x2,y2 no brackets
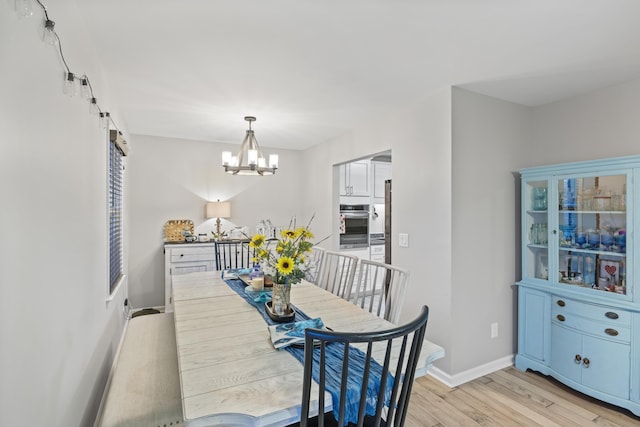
524,179,549,282
557,174,628,296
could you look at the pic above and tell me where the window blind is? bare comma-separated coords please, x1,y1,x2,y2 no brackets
109,133,125,294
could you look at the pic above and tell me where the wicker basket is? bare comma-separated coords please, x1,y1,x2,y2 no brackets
164,219,195,242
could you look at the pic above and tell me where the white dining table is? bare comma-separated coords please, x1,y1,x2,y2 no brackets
172,271,445,427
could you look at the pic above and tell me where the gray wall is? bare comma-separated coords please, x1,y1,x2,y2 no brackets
1,5,128,426
530,78,640,164
300,92,456,373
451,88,532,375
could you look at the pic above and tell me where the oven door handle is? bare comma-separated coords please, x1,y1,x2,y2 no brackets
341,212,369,218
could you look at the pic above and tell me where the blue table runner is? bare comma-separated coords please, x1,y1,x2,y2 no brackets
224,278,392,425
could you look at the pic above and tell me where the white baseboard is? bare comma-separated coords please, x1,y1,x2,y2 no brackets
93,317,130,427
427,354,515,388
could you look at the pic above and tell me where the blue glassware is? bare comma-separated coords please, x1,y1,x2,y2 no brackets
615,231,626,253
587,230,600,247
531,187,547,211
601,231,614,250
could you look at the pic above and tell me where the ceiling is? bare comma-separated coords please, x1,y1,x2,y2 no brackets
75,0,640,150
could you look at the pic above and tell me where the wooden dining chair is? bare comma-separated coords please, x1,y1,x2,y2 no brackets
299,306,430,427
305,246,326,284
315,250,358,299
214,240,255,270
348,260,409,324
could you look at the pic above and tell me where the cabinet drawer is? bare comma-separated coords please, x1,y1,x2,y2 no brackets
370,245,384,255
551,308,631,342
552,296,631,326
170,246,215,262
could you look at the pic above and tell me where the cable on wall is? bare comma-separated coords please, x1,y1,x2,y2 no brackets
14,0,126,140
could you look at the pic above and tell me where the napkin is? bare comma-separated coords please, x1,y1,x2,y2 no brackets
221,268,252,279
268,318,325,349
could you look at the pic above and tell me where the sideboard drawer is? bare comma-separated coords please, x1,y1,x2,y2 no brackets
170,246,215,263
552,296,631,327
551,306,631,343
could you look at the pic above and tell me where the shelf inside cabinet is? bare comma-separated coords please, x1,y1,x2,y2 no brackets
558,210,625,215
558,246,626,258
527,244,548,249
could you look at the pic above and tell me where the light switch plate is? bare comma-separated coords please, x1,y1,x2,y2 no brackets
399,233,409,247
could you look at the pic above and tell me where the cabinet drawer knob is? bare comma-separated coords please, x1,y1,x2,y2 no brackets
605,328,619,336
557,300,565,307
180,254,184,257
574,354,582,364
605,311,619,320
556,314,565,322
583,358,590,368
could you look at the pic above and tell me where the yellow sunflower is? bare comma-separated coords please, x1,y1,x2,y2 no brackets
281,229,296,240
250,234,265,248
276,256,295,275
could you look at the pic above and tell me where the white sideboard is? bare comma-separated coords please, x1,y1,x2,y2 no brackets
164,243,216,312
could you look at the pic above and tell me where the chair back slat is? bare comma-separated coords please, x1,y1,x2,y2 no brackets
316,250,358,299
352,260,409,324
215,240,255,270
305,246,326,284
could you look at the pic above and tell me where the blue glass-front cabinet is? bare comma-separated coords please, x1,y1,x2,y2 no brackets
516,155,640,415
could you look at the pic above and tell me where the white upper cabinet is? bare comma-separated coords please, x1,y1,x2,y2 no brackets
372,161,392,201
340,160,370,196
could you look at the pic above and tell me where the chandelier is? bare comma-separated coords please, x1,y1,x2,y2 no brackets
221,116,278,176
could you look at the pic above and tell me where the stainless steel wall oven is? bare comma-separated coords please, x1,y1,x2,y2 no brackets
339,204,369,249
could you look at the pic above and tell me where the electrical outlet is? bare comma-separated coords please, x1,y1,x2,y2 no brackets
399,233,409,247
491,322,499,338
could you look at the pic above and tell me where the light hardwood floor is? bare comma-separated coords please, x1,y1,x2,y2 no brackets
406,367,640,426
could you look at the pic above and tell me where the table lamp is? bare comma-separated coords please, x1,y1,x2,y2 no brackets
206,200,231,238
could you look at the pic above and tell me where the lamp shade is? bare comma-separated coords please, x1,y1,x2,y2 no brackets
206,201,231,219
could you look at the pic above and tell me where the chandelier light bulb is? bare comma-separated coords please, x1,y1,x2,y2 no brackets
248,149,258,166
269,154,279,169
258,157,266,168
221,151,232,166
63,72,76,97
15,0,33,19
43,20,58,46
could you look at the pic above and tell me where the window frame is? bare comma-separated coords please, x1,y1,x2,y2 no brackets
108,130,127,296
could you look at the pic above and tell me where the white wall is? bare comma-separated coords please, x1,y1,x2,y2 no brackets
0,5,127,426
128,134,306,308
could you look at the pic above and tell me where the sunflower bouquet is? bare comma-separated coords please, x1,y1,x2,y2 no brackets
249,218,315,286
